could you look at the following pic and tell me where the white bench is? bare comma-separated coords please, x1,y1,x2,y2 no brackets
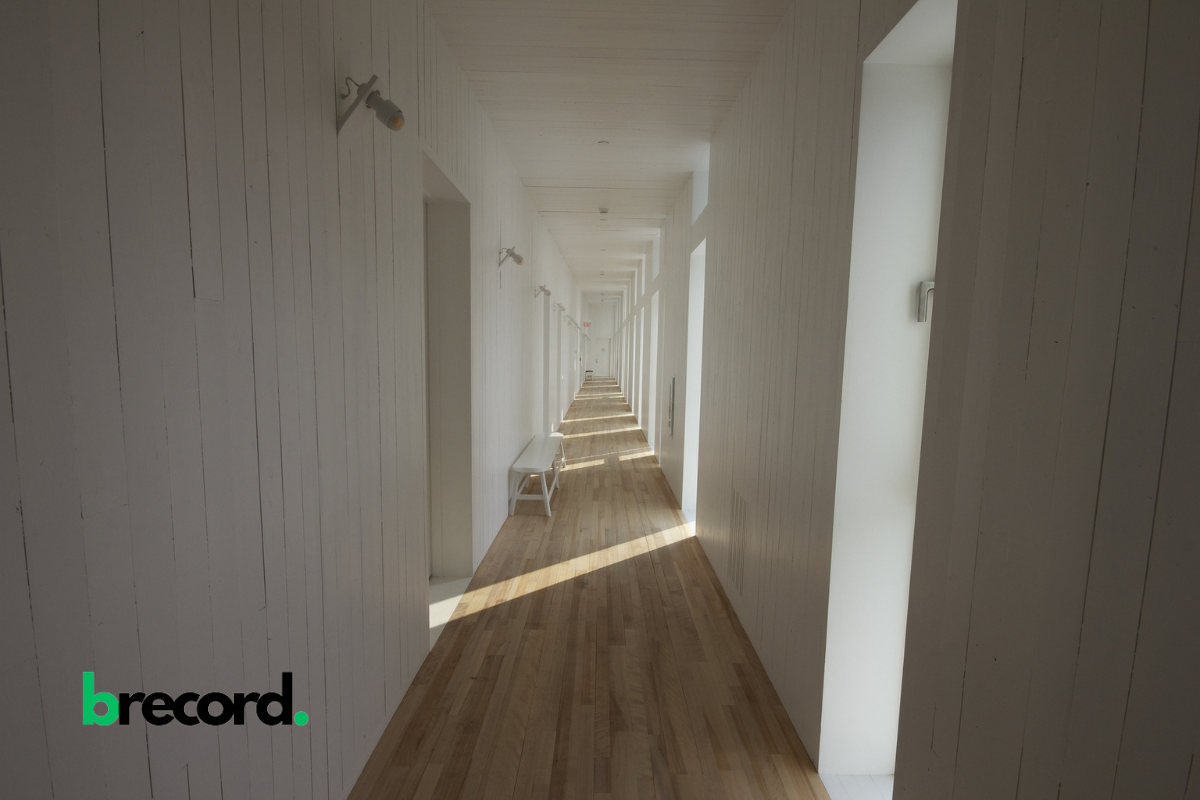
509,432,566,516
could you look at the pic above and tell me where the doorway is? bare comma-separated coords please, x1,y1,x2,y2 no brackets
555,303,564,429
681,240,706,521
636,306,645,423
821,0,956,785
424,154,474,620
590,337,612,376
647,291,660,450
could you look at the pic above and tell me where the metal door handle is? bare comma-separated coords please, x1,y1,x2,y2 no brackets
917,281,935,322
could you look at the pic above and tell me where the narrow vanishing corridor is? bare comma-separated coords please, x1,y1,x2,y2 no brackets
8,1,1196,796
349,378,828,800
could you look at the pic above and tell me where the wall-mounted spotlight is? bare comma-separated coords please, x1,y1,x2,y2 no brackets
535,285,551,298
337,75,405,133
499,247,525,267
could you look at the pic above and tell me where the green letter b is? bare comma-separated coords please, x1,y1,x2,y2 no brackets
82,672,117,726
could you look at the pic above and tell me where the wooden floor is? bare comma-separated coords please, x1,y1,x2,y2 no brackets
349,378,829,800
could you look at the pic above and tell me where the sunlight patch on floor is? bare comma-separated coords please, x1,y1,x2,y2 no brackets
452,524,693,619
562,425,642,439
562,457,606,472
565,412,636,423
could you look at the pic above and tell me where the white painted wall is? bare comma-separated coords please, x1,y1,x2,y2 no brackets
690,0,938,763
417,5,582,568
0,2,579,797
587,301,617,339
645,0,1200,792
821,60,950,775
692,161,710,223
897,1,1200,797
0,0,429,797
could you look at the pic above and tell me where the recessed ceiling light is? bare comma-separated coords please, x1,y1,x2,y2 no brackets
598,140,609,145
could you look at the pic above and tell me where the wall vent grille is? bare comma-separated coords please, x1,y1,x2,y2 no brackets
728,489,747,595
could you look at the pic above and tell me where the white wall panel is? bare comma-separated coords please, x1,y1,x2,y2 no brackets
417,3,581,568
692,0,881,762
897,2,1200,798
691,0,1200,792
0,0,428,797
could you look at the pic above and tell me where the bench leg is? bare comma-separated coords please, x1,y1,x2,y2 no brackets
541,472,552,517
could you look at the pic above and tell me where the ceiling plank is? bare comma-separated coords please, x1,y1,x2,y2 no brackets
426,0,788,288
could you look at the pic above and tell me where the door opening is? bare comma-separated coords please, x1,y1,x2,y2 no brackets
647,291,660,451
821,0,956,784
591,337,611,376
423,154,474,602
681,240,706,521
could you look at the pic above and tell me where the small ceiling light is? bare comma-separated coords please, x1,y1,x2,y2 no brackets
499,247,525,267
337,75,404,133
598,140,610,145
599,208,608,214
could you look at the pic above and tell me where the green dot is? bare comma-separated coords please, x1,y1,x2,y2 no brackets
294,711,309,726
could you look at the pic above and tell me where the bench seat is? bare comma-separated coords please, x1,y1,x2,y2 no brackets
509,432,566,516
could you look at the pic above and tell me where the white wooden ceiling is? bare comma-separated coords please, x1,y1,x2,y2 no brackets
426,0,790,291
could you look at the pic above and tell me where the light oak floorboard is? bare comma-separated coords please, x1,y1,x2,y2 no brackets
350,378,829,800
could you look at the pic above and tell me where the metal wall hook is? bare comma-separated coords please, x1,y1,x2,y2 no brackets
337,74,377,132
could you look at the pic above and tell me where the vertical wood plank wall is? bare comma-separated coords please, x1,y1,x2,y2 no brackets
687,1,1200,797
0,2,576,800
896,1,1200,798
693,0,915,762
0,0,429,796
417,4,583,568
